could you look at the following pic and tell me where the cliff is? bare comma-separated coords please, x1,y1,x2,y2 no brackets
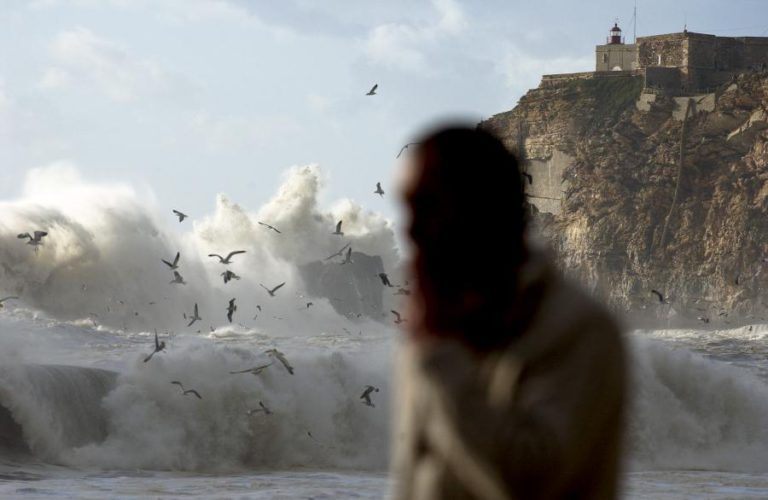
299,251,385,321
481,71,768,326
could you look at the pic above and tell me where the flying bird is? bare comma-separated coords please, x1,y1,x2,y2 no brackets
257,221,282,234
230,362,274,376
394,287,411,296
170,271,186,285
396,142,420,159
306,302,314,309
208,250,246,264
391,310,405,324
522,172,533,185
162,251,180,270
247,401,273,416
187,303,201,327
172,210,188,222
17,231,48,251
340,247,353,265
325,243,350,260
366,83,378,96
265,348,294,375
260,282,285,297
374,182,385,196
378,273,394,287
221,270,241,284
651,289,665,303
0,296,19,308
226,298,237,323
171,381,202,399
332,220,344,236
360,385,380,407
143,330,166,362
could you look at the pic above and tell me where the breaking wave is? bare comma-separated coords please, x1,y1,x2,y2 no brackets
2,163,768,474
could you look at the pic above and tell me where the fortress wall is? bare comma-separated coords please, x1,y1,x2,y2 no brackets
687,36,717,69
713,37,744,69
541,70,638,88
644,66,682,92
540,71,597,87
742,39,768,68
638,35,686,68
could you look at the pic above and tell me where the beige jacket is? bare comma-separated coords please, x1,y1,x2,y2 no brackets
392,257,625,500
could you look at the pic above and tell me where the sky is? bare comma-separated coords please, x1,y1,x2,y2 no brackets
1,0,767,226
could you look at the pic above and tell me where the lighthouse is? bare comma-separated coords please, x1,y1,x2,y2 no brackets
596,21,637,71
608,22,624,45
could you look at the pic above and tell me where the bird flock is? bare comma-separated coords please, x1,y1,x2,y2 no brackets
12,133,402,414
6,83,420,420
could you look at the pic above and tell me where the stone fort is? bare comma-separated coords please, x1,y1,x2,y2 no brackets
512,24,768,216
545,23,768,95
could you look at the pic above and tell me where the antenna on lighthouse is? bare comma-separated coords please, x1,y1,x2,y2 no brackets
633,1,637,43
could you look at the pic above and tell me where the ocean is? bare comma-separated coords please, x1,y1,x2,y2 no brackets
3,310,768,498
2,165,768,498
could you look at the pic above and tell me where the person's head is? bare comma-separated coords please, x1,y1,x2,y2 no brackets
400,125,527,346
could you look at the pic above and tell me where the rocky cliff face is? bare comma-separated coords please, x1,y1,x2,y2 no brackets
482,72,768,326
299,251,385,321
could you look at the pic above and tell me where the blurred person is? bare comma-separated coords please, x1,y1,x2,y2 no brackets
392,126,625,500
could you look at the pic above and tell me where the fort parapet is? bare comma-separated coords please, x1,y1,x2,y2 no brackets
547,24,768,96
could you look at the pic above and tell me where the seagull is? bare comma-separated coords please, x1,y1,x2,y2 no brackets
17,231,48,251
374,182,385,196
651,289,665,303
391,310,405,324
143,330,166,362
172,210,188,222
230,362,274,376
265,348,294,375
260,282,285,297
360,385,379,407
208,250,246,264
522,172,533,185
221,270,241,284
396,142,420,159
325,243,350,260
340,247,353,265
378,273,394,287
366,83,377,96
171,381,202,399
247,401,272,416
394,287,411,296
258,221,282,234
0,296,19,309
187,303,201,327
332,220,344,236
226,298,237,323
162,251,180,270
170,271,186,285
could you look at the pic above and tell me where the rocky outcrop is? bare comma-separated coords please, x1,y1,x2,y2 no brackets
482,71,768,326
299,252,385,321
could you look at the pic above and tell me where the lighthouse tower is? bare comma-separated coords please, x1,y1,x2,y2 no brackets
596,21,637,71
608,22,624,44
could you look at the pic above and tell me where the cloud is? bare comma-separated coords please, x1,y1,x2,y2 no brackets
38,27,170,102
363,0,467,72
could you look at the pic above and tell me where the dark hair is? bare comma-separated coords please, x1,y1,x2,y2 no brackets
402,125,529,350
